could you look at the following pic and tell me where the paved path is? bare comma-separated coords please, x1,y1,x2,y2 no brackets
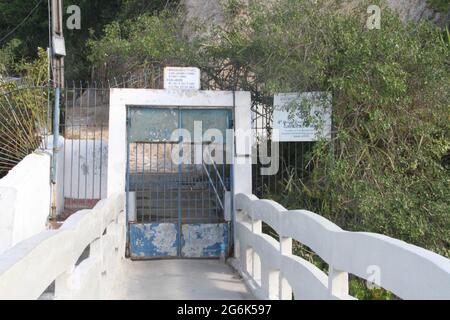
112,259,253,300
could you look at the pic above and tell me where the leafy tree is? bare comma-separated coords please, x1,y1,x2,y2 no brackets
0,39,22,75
0,0,178,79
0,0,48,62
87,8,199,80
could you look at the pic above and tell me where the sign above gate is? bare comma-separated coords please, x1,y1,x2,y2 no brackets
273,92,332,142
164,67,201,90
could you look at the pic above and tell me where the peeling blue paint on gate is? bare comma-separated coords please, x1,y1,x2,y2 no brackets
126,107,234,259
130,223,178,258
181,223,229,257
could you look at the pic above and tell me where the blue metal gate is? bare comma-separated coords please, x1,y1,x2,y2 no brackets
126,107,233,259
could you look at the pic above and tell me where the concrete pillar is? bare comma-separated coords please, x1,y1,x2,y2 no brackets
233,91,252,195
54,266,75,299
328,266,349,298
279,236,293,299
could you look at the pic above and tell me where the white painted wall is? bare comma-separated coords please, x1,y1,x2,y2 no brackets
62,138,108,200
107,89,253,197
0,152,51,255
232,193,450,300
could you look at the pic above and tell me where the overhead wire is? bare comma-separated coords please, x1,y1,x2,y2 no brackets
0,0,45,44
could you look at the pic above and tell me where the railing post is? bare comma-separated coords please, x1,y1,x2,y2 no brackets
250,218,262,284
263,269,280,300
328,266,349,299
280,236,292,255
251,218,262,234
234,209,244,259
245,247,253,275
279,236,293,300
54,266,75,299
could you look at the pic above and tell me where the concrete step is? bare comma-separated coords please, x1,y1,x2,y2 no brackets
129,172,205,184
132,184,212,193
136,207,222,217
136,199,219,208
130,182,212,191
132,215,224,224
135,190,215,199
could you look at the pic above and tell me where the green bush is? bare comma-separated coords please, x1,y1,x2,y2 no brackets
312,3,450,258
428,0,450,13
87,10,200,79
231,0,450,258
0,48,49,177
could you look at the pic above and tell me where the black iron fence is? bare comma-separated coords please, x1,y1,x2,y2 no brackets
0,86,51,178
59,83,109,216
57,69,164,217
251,98,315,198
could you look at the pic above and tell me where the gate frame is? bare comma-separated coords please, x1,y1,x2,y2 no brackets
107,89,252,258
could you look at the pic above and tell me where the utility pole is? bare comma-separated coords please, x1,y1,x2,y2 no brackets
50,0,65,220
51,0,65,87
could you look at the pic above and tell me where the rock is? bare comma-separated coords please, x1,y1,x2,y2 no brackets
182,0,449,33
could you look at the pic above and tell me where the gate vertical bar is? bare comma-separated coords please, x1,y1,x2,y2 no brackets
125,110,131,256
230,91,236,257
177,109,182,256
50,87,60,220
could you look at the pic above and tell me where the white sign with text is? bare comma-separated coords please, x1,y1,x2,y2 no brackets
164,67,201,90
273,92,332,142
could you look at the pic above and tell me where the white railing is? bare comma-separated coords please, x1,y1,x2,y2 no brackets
0,193,125,300
0,151,52,255
231,193,450,300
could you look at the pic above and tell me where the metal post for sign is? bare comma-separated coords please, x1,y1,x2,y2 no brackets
230,90,236,258
50,0,65,220
51,87,60,183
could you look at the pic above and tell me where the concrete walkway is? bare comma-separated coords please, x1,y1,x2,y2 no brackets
113,259,253,300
